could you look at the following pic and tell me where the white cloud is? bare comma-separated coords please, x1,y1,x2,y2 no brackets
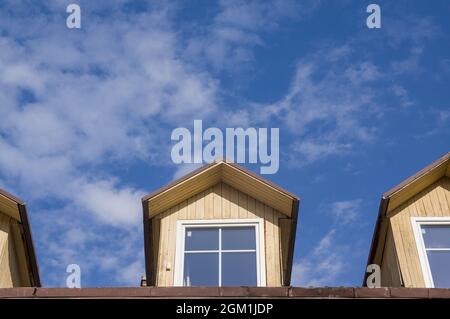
344,62,381,84
0,2,221,286
437,110,450,124
418,108,450,138
0,1,219,209
293,141,352,164
0,0,441,287
35,205,146,287
74,180,145,227
239,13,441,167
292,197,365,286
390,84,414,108
251,57,379,165
118,259,145,286
184,0,319,71
291,230,347,287
0,0,323,286
392,47,423,75
329,199,363,225
384,16,440,47
64,228,97,246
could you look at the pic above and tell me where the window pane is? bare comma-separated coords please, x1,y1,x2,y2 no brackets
183,253,219,286
222,252,257,286
185,228,219,251
427,251,450,288
222,227,256,250
422,225,450,248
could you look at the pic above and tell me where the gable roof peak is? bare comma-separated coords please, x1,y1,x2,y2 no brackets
142,161,299,218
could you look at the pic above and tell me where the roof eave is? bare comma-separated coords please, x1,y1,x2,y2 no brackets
142,161,300,203
142,161,299,219
283,197,300,286
363,196,389,286
17,203,41,287
383,152,450,199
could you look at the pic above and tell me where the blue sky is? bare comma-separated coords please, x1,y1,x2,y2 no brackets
0,0,449,287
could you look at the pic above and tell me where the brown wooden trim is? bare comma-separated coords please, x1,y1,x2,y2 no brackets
290,287,355,298
354,287,391,298
17,203,41,287
0,288,36,298
142,162,217,201
142,161,300,202
142,201,155,286
0,187,26,205
225,162,300,201
284,198,299,286
364,197,389,285
1,287,449,299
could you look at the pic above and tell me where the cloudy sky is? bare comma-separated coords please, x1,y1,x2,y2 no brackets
0,0,449,287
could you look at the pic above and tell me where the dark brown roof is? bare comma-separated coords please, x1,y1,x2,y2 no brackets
0,187,41,287
1,287,450,299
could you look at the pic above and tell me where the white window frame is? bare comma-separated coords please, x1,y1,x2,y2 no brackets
174,218,266,287
411,217,450,288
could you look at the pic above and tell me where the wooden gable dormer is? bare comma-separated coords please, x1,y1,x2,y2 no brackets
367,152,450,288
142,161,299,287
0,188,40,287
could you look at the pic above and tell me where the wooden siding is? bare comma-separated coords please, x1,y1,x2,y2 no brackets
0,213,22,287
221,164,293,216
152,182,286,287
388,176,450,287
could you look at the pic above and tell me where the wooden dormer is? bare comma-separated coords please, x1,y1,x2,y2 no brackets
142,161,299,287
0,188,40,287
367,152,450,288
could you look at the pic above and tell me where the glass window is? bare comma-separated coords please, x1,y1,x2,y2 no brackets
222,227,256,250
420,224,450,288
181,224,259,286
222,252,257,286
185,228,219,251
183,253,219,286
426,251,450,288
422,225,450,248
